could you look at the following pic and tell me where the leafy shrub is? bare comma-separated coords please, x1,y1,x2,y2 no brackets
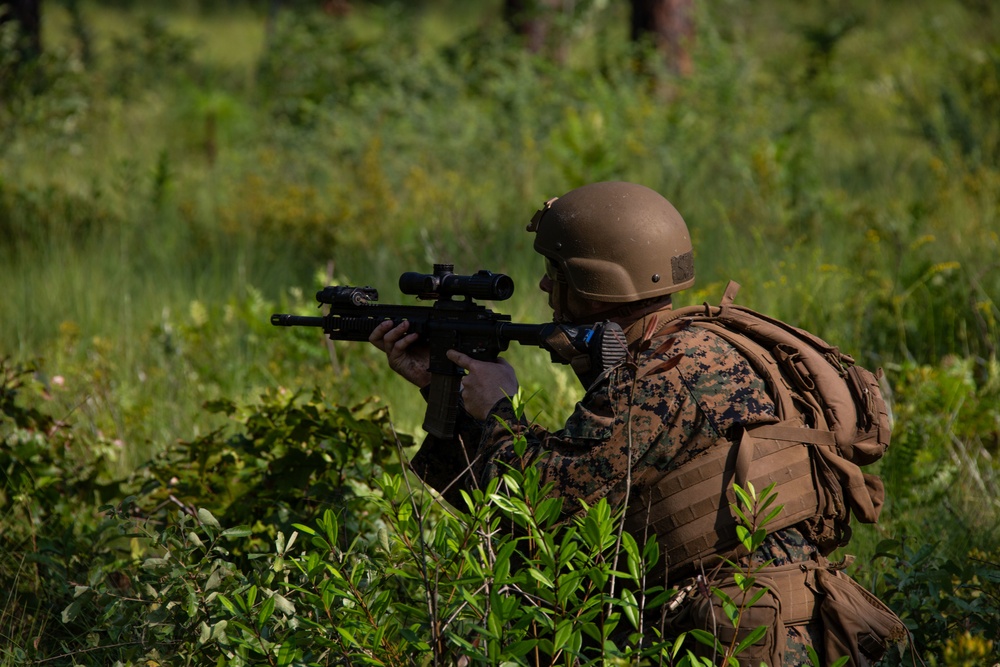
873,539,1000,666
106,15,200,96
880,358,1000,552
139,386,409,551
0,358,132,658
4,369,809,667
4,2,1000,664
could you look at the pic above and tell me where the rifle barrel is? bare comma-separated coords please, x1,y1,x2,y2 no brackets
270,314,324,327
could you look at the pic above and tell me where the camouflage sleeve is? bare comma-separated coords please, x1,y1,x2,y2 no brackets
470,325,776,519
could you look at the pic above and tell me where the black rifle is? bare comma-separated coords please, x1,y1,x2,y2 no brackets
271,264,625,438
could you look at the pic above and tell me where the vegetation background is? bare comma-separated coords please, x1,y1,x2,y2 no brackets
1,0,998,664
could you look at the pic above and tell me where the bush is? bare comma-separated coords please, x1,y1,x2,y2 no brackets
4,368,833,666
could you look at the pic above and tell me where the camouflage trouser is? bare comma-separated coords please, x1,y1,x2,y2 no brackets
785,623,824,666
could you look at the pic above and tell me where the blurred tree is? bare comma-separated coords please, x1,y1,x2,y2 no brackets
503,0,695,75
503,0,565,58
0,0,42,64
630,0,695,76
65,0,92,67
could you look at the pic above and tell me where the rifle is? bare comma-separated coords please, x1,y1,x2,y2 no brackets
270,263,625,438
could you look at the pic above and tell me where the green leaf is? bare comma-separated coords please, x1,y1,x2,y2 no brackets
487,610,502,639
198,621,211,645
198,507,221,530
730,503,751,527
222,525,253,538
553,621,573,654
732,484,752,509
211,619,229,644
671,631,687,659
246,585,258,608
335,625,358,647
493,541,517,585
277,642,299,667
761,505,785,528
319,509,339,545
736,524,752,550
273,593,296,615
142,557,169,569
61,597,86,624
258,596,275,626
688,628,722,650
528,568,554,588
734,625,767,653
621,588,640,629
722,599,738,623
648,588,679,609
217,594,238,616
713,587,736,609
505,640,537,658
747,587,769,607
291,523,316,536
206,567,225,591
622,531,641,582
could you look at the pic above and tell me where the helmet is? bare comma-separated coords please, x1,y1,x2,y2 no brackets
527,181,695,303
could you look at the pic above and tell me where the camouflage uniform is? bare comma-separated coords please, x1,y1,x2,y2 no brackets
411,316,823,665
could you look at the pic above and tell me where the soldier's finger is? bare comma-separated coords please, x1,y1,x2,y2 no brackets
368,319,395,347
392,332,421,355
381,320,411,346
446,349,475,370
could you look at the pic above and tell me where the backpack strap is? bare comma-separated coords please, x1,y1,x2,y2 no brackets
720,279,742,307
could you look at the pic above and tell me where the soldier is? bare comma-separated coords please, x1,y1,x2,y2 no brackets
370,181,904,665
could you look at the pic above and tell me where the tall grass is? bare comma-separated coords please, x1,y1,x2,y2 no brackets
2,2,999,663
2,0,998,522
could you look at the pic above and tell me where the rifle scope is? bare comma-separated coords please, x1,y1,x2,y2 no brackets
398,264,514,301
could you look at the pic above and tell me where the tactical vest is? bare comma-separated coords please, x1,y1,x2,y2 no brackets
623,281,892,572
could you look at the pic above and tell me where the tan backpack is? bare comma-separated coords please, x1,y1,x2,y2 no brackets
626,281,905,665
626,280,892,571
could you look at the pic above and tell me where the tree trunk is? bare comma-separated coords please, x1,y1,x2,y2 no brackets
630,0,695,76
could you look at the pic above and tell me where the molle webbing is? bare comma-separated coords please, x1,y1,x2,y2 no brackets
769,561,824,625
626,420,829,573
738,559,826,626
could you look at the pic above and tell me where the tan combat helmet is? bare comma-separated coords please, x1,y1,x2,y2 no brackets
527,181,695,304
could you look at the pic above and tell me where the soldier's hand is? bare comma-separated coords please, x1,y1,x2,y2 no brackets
369,320,432,388
446,350,519,420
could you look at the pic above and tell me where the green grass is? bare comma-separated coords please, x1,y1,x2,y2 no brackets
2,0,998,526
2,0,997,455
2,1,999,663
